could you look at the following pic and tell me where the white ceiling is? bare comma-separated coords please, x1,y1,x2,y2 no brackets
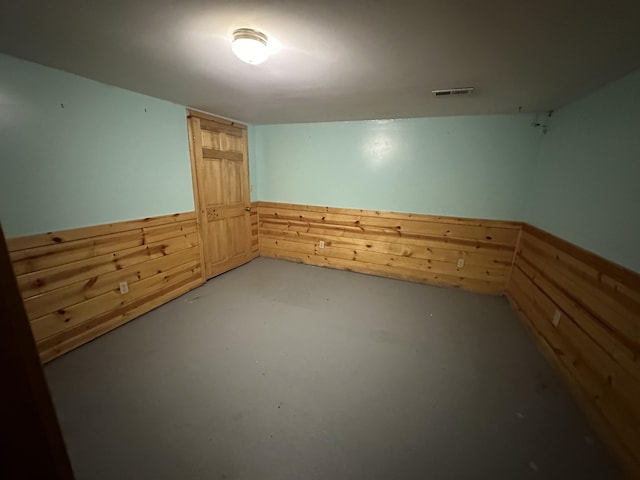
1,0,639,124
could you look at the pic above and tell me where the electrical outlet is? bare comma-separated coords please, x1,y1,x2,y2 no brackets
457,258,465,268
319,240,325,249
552,309,562,328
119,281,129,294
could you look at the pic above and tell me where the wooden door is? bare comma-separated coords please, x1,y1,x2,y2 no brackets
187,110,252,279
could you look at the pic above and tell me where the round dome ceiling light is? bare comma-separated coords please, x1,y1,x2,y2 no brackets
231,28,269,65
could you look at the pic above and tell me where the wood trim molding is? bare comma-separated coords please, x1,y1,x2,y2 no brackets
187,116,208,280
186,108,247,130
250,201,259,259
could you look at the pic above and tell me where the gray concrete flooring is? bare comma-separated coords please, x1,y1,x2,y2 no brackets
45,257,621,479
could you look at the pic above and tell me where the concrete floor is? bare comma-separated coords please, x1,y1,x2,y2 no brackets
45,257,621,479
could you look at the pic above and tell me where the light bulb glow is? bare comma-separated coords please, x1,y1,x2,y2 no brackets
232,28,269,65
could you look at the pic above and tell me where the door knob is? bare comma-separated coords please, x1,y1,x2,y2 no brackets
245,206,251,212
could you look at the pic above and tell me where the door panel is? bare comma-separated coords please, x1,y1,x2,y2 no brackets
188,112,252,279
228,215,247,257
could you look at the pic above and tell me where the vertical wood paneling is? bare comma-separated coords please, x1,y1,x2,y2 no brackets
506,223,640,476
257,202,520,294
8,212,204,362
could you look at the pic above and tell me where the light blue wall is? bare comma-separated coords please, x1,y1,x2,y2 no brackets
0,54,194,238
3,53,637,272
526,68,640,272
248,124,258,201
255,115,541,220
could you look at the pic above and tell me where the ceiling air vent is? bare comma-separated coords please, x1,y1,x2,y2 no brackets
432,87,475,97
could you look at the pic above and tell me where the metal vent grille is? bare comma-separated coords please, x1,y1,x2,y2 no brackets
432,87,475,97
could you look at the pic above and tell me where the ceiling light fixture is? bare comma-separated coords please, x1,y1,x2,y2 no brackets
231,28,269,65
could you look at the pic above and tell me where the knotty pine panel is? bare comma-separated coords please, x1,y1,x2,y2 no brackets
8,212,204,362
257,202,520,295
506,223,640,476
250,202,259,259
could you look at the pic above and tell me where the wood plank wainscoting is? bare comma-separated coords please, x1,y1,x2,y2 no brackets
258,201,640,475
7,212,204,363
6,200,639,475
257,202,521,295
507,223,640,476
250,201,259,259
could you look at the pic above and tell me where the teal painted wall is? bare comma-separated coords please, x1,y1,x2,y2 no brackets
0,54,194,238
254,115,541,220
526,68,640,272
248,124,258,201
2,53,637,272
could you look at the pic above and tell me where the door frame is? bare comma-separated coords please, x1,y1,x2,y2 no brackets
186,108,251,280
